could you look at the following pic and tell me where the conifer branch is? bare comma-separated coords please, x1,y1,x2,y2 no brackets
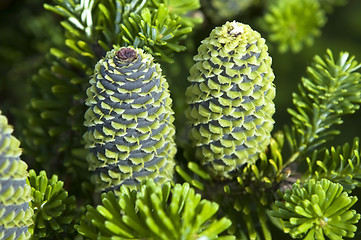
270,178,360,239
176,132,288,239
28,170,77,239
305,137,361,191
76,180,234,239
285,49,361,159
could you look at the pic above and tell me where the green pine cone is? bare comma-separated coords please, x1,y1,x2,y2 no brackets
185,21,275,177
0,111,33,240
84,47,176,194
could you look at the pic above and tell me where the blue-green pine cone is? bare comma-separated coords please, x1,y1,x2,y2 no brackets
186,21,275,177
84,47,176,194
0,112,33,240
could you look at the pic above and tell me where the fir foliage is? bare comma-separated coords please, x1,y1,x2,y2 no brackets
119,3,191,62
285,49,361,157
222,132,288,239
305,137,361,192
176,131,288,239
44,0,200,62
76,179,234,240
0,111,33,240
28,170,77,239
151,0,202,27
270,178,360,239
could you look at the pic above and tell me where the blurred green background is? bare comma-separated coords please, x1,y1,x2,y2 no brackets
1,0,361,238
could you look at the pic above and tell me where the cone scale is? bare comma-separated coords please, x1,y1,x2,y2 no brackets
0,112,33,240
186,21,275,177
84,47,176,193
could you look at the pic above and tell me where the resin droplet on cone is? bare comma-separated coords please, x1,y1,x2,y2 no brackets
84,47,176,194
186,21,275,177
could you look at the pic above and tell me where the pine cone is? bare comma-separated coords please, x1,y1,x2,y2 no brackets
0,111,33,240
186,21,275,177
84,47,176,194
